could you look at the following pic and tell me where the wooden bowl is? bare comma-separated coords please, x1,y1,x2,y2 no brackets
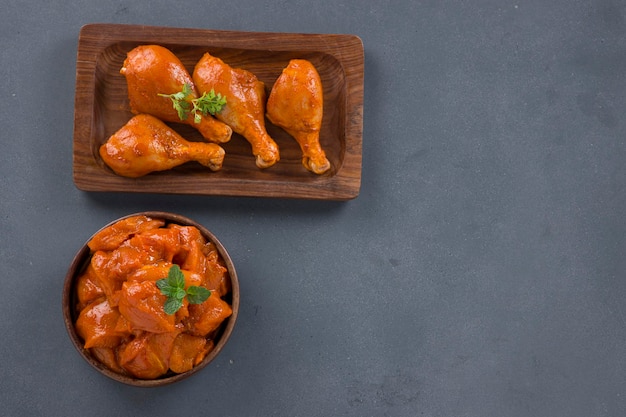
62,211,239,387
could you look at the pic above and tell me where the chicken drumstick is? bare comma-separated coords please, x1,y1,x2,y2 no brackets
120,45,232,144
266,59,330,174
100,114,225,177
193,52,279,168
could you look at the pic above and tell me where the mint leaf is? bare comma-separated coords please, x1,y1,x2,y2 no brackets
186,286,211,304
167,265,186,289
157,264,211,314
164,297,183,315
155,278,172,293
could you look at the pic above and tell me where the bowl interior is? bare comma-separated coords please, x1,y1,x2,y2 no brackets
62,211,239,387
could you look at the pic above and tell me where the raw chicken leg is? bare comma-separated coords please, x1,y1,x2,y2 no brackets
100,114,225,177
193,52,279,168
266,59,330,174
120,45,232,144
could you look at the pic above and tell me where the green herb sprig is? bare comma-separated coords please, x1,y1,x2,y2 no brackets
192,89,227,123
158,83,226,124
156,264,211,315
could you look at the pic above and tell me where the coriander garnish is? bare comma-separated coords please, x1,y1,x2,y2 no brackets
156,264,211,315
158,83,226,123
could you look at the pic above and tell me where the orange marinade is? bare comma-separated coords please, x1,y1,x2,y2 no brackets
74,215,232,379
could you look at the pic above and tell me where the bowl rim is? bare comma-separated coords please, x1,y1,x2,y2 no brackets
62,211,240,387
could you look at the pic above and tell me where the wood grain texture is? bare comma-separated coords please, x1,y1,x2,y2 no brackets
73,24,364,200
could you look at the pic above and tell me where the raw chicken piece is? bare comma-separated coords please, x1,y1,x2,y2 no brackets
120,45,232,144
193,52,279,168
100,114,225,177
266,59,330,174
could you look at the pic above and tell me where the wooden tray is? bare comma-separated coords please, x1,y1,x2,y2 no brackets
73,23,364,200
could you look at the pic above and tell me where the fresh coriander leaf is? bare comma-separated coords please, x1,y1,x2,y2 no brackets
158,84,227,124
157,84,194,121
190,89,227,123
193,89,227,117
186,285,211,304
181,83,193,98
164,297,183,315
175,101,191,121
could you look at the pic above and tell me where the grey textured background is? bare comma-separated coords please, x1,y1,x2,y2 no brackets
2,1,626,416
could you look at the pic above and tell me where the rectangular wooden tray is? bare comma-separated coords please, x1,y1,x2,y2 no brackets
73,23,364,200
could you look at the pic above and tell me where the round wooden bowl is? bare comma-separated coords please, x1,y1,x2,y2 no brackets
62,211,239,387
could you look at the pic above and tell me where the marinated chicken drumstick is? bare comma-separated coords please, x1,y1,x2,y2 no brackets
120,45,232,144
266,59,330,174
193,52,279,168
100,114,225,177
